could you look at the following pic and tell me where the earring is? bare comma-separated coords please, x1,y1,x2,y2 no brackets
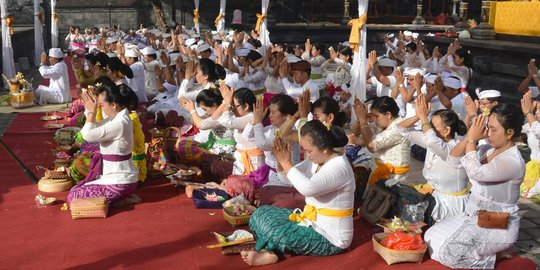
323,149,328,154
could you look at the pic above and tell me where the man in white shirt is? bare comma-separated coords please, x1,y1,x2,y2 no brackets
278,60,319,102
123,49,148,104
436,76,467,121
383,33,398,57
36,48,71,105
141,47,160,99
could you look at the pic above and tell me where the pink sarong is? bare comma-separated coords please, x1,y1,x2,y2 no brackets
67,153,137,205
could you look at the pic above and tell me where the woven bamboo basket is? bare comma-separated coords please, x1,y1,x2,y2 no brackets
38,177,73,193
70,197,109,220
372,232,426,265
36,165,69,179
222,205,257,227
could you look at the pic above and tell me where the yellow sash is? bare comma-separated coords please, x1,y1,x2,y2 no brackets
368,159,409,187
239,148,264,176
412,183,470,196
289,205,354,223
252,89,266,96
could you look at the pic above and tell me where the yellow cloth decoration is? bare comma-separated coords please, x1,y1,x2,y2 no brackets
130,112,147,182
493,2,540,37
288,205,354,223
3,17,14,35
238,148,264,175
52,12,60,22
347,13,368,52
521,160,540,194
215,13,223,28
193,9,200,24
255,13,266,34
368,159,409,187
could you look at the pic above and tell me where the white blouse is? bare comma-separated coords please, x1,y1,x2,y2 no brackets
218,111,264,174
177,79,213,101
243,123,301,186
449,144,525,205
301,53,326,75
279,155,355,249
81,109,139,185
240,66,267,91
408,129,468,193
280,78,320,102
371,118,410,184
262,66,285,94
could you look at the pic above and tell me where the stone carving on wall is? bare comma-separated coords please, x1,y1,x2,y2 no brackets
6,0,37,25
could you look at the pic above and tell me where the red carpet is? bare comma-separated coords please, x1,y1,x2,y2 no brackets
0,57,535,269
0,112,536,270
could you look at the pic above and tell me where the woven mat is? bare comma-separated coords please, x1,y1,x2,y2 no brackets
0,103,70,114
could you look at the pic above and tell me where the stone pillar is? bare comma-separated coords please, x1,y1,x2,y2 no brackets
412,0,426,25
454,1,469,29
472,0,495,40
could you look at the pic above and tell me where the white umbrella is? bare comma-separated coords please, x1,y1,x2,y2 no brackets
34,0,45,66
51,0,58,48
1,0,15,79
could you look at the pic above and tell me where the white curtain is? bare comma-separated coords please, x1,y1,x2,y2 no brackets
51,0,58,48
260,0,271,51
1,0,15,79
194,0,200,34
350,0,368,102
34,0,44,66
216,0,226,33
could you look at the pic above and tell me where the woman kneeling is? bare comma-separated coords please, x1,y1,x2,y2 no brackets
67,77,139,206
241,120,354,266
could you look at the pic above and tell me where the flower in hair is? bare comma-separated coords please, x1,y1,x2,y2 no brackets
95,83,102,88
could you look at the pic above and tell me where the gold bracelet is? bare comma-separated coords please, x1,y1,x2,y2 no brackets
360,125,369,129
466,140,477,145
421,122,431,128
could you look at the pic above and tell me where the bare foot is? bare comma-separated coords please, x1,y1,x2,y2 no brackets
240,250,278,266
112,194,143,208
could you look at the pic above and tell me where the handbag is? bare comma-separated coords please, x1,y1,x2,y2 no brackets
477,210,509,229
359,185,396,226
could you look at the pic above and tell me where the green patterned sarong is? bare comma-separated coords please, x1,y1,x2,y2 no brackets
249,205,344,256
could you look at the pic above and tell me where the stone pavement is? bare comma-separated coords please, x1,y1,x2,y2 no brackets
408,157,540,267
515,198,540,267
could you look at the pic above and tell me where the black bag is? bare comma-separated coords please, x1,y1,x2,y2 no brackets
359,185,396,226
388,184,436,226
